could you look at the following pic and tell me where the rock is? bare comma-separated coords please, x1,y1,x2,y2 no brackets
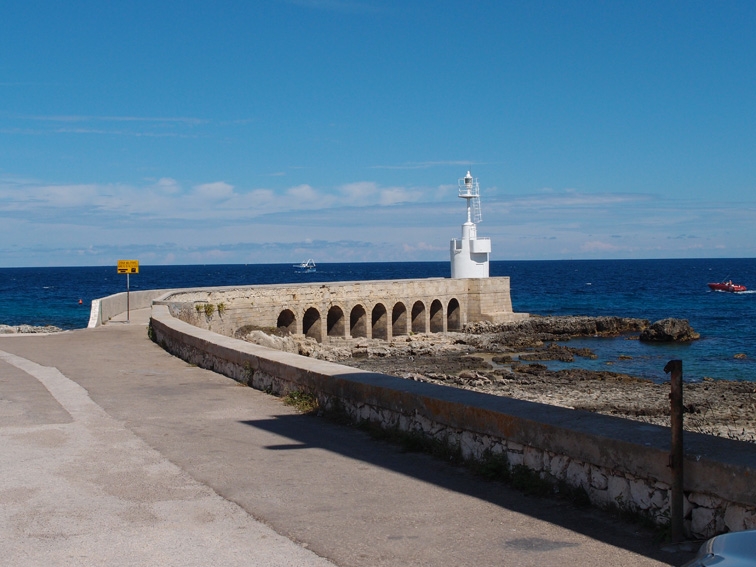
639,318,700,343
0,324,63,334
691,506,719,539
513,363,548,374
482,316,648,338
466,316,649,350
242,330,299,354
519,343,586,362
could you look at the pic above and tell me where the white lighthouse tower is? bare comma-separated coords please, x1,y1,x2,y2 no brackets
450,171,491,278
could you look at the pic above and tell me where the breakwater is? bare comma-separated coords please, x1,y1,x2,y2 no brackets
128,281,756,540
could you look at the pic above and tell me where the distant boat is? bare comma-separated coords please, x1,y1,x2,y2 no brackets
708,280,747,293
294,259,316,272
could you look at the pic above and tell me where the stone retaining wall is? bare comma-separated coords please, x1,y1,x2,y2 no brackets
148,303,756,539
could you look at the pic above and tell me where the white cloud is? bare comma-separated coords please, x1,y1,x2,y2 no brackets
154,178,181,194
379,187,421,206
193,181,235,200
26,114,207,125
402,241,445,253
6,115,208,139
246,188,277,204
370,160,479,170
286,184,324,205
340,181,378,203
513,192,649,210
581,240,619,252
338,182,426,206
42,184,101,207
1,174,755,266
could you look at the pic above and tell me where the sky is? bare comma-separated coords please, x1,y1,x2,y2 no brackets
1,0,755,267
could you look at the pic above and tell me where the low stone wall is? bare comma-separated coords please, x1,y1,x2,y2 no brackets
149,303,756,539
88,289,174,328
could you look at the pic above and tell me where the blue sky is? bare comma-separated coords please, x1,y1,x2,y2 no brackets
1,0,754,267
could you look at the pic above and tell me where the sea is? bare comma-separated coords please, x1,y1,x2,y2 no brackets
1,258,755,384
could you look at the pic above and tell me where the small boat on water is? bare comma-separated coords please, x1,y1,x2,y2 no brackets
708,280,747,293
294,259,316,272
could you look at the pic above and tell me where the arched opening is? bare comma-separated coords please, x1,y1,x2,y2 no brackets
350,305,368,338
302,307,322,342
327,305,345,338
430,299,444,333
392,302,407,337
277,309,296,335
447,298,461,331
411,301,426,334
372,303,388,340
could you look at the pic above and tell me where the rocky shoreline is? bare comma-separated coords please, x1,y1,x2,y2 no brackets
0,324,64,334
239,316,756,443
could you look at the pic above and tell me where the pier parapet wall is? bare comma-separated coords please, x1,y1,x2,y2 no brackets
147,299,756,541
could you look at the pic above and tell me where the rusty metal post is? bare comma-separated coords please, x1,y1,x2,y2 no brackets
665,359,684,542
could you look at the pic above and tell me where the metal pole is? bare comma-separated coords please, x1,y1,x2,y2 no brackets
664,359,684,542
127,273,130,323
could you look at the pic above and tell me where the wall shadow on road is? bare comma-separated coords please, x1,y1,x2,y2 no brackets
239,408,685,566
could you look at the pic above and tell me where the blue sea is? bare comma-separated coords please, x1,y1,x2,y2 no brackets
1,259,755,384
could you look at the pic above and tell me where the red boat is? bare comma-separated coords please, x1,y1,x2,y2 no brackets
708,280,747,293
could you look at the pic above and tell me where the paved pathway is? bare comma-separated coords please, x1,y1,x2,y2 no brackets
0,310,694,566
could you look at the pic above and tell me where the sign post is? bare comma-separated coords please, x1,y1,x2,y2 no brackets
117,260,139,322
664,359,684,543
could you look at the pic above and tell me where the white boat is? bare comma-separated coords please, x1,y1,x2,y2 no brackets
293,259,316,272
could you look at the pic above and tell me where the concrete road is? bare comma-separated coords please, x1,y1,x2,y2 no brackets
0,309,695,566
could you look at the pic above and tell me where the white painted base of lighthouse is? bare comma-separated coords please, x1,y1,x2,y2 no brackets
450,221,491,278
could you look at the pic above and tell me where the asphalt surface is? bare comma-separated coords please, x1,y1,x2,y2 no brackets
0,308,697,566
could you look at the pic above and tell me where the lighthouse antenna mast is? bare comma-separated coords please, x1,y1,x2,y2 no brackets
458,171,482,224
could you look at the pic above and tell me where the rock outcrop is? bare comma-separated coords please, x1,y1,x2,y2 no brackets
639,318,700,343
467,315,648,337
465,316,649,350
0,324,63,334
239,330,300,354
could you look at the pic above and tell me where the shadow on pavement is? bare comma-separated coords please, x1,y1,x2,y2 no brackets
240,410,689,566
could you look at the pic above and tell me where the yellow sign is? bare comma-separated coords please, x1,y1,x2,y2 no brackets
117,260,139,274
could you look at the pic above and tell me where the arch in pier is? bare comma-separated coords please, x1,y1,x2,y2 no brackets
411,300,426,334
277,309,296,335
327,305,345,338
371,303,388,340
447,298,461,331
391,302,407,337
350,305,368,338
430,299,444,333
302,307,322,342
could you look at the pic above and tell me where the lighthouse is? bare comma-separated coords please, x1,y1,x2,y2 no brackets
450,171,491,278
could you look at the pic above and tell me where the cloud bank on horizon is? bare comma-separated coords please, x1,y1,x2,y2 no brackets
1,1,754,267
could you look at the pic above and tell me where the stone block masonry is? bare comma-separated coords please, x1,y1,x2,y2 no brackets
149,302,756,541
157,277,528,342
